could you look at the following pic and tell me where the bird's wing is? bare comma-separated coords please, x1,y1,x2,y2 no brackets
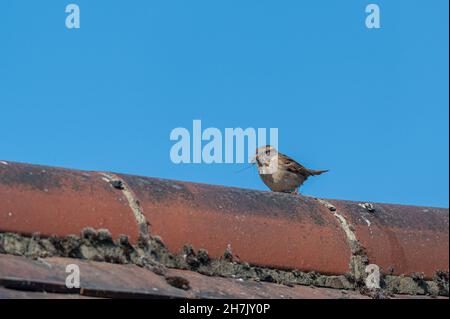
279,153,312,177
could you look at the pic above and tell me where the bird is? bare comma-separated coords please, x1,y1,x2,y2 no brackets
253,145,328,194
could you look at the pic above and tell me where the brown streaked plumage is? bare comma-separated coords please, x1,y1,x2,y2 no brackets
253,145,328,193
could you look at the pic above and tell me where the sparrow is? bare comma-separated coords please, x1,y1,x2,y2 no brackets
253,145,328,194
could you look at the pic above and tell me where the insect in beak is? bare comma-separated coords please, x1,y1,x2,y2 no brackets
235,156,257,173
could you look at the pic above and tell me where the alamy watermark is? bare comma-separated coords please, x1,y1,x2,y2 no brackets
169,120,278,171
365,264,381,289
65,264,80,288
63,4,381,31
365,4,381,29
65,4,80,29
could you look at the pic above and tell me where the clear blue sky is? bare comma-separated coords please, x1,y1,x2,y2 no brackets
0,1,448,207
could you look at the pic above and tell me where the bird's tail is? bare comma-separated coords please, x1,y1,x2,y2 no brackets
309,169,329,176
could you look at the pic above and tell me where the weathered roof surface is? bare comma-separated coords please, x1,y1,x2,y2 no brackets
328,200,449,279
0,161,141,242
0,160,448,299
0,254,445,299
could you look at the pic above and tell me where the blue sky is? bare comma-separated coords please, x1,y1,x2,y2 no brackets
0,1,448,207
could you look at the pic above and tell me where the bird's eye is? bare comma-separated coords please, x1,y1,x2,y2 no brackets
265,149,271,155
